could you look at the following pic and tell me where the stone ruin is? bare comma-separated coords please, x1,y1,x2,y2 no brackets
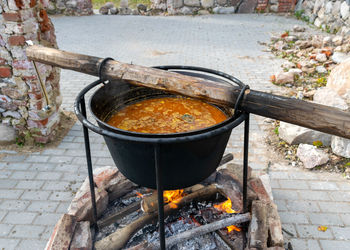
46,0,93,16
0,0,61,144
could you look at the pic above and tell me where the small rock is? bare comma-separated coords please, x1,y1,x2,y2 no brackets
70,221,92,250
120,0,128,8
270,35,280,42
198,9,210,14
104,1,114,9
274,40,286,51
327,57,350,100
293,25,305,32
295,40,312,49
137,3,147,12
213,6,236,14
201,0,214,8
331,136,350,158
332,35,343,46
278,121,332,146
334,46,343,52
323,36,332,46
217,0,227,5
296,91,304,99
297,144,329,169
316,65,327,73
340,1,350,19
184,0,200,6
119,7,132,14
181,6,193,15
288,68,303,75
110,7,118,14
285,36,297,42
270,4,278,12
331,52,350,64
132,9,139,15
275,71,294,84
316,53,327,62
281,61,295,69
0,124,16,144
99,6,109,14
314,18,322,27
313,87,348,111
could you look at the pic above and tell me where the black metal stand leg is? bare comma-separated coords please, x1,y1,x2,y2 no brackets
154,144,166,250
243,114,250,213
81,96,98,225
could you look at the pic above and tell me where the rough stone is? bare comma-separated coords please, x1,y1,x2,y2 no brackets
331,136,350,158
314,17,322,27
288,68,303,75
323,36,332,46
0,124,16,144
332,35,343,46
281,61,295,69
297,144,329,169
45,214,77,250
99,6,109,14
93,166,119,189
278,121,332,146
201,0,214,8
119,7,132,14
70,221,92,250
325,1,333,14
331,52,350,64
313,87,348,111
316,65,327,73
274,71,294,84
213,6,235,14
110,7,119,14
184,0,200,6
67,178,109,222
270,4,278,12
293,25,306,32
104,2,115,9
316,53,327,62
217,0,227,6
198,9,210,14
120,0,129,8
137,3,147,12
107,171,138,201
327,57,350,100
340,1,350,19
237,0,257,13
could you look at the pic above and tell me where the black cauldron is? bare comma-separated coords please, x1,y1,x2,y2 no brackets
79,67,246,189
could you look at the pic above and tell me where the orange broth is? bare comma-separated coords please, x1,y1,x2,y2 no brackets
107,97,228,134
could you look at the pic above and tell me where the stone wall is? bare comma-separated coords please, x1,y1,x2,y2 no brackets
46,0,93,16
151,0,296,14
297,0,350,36
0,0,62,144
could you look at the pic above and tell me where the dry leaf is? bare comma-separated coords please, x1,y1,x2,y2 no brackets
318,226,328,232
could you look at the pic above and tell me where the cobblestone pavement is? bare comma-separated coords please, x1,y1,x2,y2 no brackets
0,14,349,249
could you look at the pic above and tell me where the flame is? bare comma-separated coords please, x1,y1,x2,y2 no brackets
136,192,143,198
163,189,185,209
214,198,238,214
227,225,241,233
214,198,241,233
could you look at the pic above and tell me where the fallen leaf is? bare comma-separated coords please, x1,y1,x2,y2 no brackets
313,140,323,147
318,226,328,232
270,75,276,83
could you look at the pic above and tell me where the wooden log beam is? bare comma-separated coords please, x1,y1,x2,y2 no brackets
26,45,350,139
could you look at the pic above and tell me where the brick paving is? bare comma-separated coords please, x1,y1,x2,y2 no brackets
0,14,349,249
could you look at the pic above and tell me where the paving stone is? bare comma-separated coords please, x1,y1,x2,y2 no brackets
286,200,320,212
274,199,288,211
42,181,71,191
269,171,290,179
40,149,66,155
330,191,350,202
36,172,62,180
279,211,309,224
318,202,350,213
288,172,319,180
296,224,334,239
56,202,70,213
0,211,7,221
49,156,74,164
58,142,82,149
272,189,299,200
0,180,18,188
33,213,61,226
0,170,13,179
282,223,297,237
340,214,350,226
298,190,331,201
2,155,27,162
27,201,60,213
331,226,350,240
0,223,14,236
0,189,23,199
278,180,309,189
55,164,81,172
16,239,47,250
28,163,57,171
307,240,322,250
308,181,339,191
4,162,31,170
320,240,350,249
49,191,74,201
15,180,45,189
10,225,45,238
290,238,308,249
0,238,19,250
337,182,350,191
21,190,51,201
309,213,344,226
3,212,37,224
10,171,37,180
0,200,30,210
25,155,50,163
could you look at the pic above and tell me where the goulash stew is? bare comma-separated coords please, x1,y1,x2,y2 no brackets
107,97,228,134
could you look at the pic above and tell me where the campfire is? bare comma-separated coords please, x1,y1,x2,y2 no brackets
45,158,284,250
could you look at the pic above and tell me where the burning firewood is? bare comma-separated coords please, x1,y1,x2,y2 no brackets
127,213,251,250
94,184,223,250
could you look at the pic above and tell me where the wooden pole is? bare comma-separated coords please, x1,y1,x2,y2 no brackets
26,45,350,139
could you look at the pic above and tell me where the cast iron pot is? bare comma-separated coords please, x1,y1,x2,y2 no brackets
88,67,246,190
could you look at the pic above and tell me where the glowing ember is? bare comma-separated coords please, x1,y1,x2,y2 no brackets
227,225,241,233
214,198,241,233
163,189,186,209
214,198,238,214
135,192,143,198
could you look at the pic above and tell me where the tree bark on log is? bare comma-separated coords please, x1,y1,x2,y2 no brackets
128,213,251,250
26,46,350,139
94,184,222,250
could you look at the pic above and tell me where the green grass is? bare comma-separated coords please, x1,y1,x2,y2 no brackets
92,0,151,9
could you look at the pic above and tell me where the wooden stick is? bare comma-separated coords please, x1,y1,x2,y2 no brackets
97,201,141,229
94,184,221,250
26,45,350,139
128,213,251,250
